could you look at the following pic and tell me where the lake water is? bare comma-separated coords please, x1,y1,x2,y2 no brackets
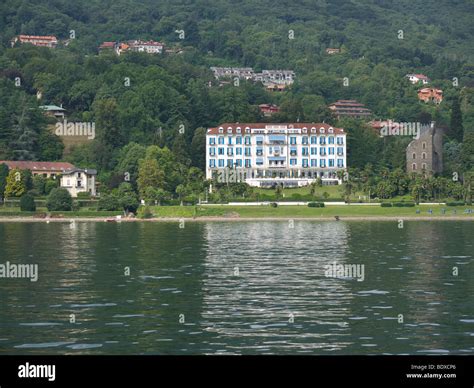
0,221,472,355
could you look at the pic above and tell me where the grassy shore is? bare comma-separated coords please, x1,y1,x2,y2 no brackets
0,204,472,221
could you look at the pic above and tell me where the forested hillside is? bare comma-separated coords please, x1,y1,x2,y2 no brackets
0,0,473,203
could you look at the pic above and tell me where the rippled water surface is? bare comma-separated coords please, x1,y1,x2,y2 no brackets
0,221,473,354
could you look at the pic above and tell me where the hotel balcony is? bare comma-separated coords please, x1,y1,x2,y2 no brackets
268,134,286,145
268,156,287,168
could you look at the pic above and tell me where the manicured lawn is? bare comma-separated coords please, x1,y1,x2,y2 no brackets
251,185,368,201
1,204,472,219
150,204,474,218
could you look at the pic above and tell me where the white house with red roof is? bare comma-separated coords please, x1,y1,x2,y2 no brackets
206,123,347,187
11,35,58,48
406,74,430,85
0,161,97,197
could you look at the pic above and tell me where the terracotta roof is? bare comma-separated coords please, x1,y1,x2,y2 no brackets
207,123,344,135
0,161,75,172
18,35,57,41
99,41,116,48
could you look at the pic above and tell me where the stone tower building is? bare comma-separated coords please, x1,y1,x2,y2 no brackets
406,122,443,175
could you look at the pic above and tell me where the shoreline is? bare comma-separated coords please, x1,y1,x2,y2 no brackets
0,216,472,222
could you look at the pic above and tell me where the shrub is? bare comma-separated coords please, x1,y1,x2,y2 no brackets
98,194,121,211
446,201,465,206
46,188,73,211
77,192,91,199
308,202,325,208
137,206,154,219
44,179,59,195
381,203,393,207
270,202,278,208
20,193,36,212
393,202,415,207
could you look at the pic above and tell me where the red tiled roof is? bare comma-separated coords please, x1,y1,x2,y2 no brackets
207,123,344,135
0,161,75,172
99,41,116,48
18,35,57,41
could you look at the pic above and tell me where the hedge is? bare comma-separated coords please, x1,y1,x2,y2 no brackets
446,201,465,206
380,203,393,207
308,202,325,208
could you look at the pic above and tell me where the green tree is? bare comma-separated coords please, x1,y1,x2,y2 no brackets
0,163,8,200
137,158,165,198
46,188,73,211
4,169,26,198
20,193,36,211
449,95,464,142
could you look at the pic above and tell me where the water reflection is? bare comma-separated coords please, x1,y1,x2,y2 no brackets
0,221,472,355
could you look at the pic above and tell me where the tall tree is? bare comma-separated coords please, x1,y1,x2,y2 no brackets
449,95,464,142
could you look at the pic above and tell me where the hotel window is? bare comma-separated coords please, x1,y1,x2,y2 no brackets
311,147,317,155
328,137,335,144
337,137,344,145
227,148,233,156
412,163,416,170
320,159,326,168
422,152,426,160
209,147,216,156
256,137,263,146
218,148,224,155
228,137,232,145
337,147,343,155
290,147,297,156
337,159,344,168
245,148,251,156
290,137,296,145
218,159,225,167
302,136,308,145
236,137,242,144
302,159,309,168
311,159,317,167
329,147,335,155
236,159,243,167
290,158,297,166
209,138,216,145
218,137,224,145
320,147,326,156
412,153,416,159
209,159,216,168
310,136,317,144
245,159,251,168
302,147,309,156
256,147,263,156
269,147,273,154
320,137,326,145
227,159,233,168
236,148,242,155
244,136,251,145
219,128,224,133
329,159,335,167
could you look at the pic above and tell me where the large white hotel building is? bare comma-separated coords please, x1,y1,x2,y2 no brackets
206,123,347,187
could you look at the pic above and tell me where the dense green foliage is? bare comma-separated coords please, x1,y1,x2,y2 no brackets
0,0,473,203
19,192,36,211
46,187,72,210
